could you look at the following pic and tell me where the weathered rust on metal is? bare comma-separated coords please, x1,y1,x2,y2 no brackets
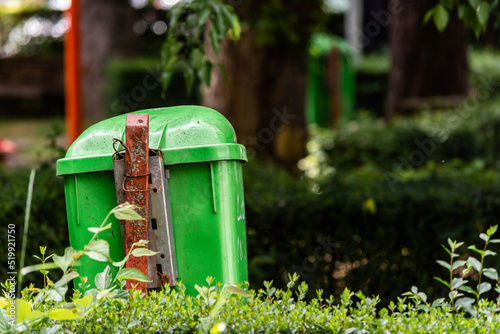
124,114,149,292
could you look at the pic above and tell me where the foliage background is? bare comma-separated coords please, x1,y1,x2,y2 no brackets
5,84,500,305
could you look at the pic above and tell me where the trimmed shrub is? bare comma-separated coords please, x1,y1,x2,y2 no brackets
0,166,67,285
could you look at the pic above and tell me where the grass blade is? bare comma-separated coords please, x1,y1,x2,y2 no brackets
17,168,36,298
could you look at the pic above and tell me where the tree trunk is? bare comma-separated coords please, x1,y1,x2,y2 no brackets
81,0,139,123
203,31,307,167
386,0,468,118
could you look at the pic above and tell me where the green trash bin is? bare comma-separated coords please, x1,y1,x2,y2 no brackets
306,33,355,127
56,106,248,294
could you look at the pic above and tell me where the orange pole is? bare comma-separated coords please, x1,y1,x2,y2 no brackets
64,0,83,146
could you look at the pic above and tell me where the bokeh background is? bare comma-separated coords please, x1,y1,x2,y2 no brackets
2,0,500,306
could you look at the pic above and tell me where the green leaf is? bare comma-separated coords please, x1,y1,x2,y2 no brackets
217,63,230,88
15,299,43,323
468,245,484,256
195,284,209,300
183,64,195,96
0,309,11,332
474,25,482,39
226,285,250,297
478,282,492,295
88,223,112,234
417,292,427,302
458,4,471,19
434,276,450,289
469,0,481,8
73,294,93,308
190,48,204,69
112,203,145,221
431,298,445,307
131,248,159,257
212,5,225,36
449,290,463,300
53,247,76,273
20,262,63,278
424,8,435,24
209,295,227,320
484,250,497,257
451,277,468,290
58,302,77,309
466,256,482,272
48,309,82,321
185,12,197,30
209,27,221,54
167,5,182,31
95,265,113,291
84,239,110,262
220,5,240,41
434,4,450,32
458,285,476,295
40,246,46,256
96,288,116,300
479,233,489,242
197,8,211,26
476,2,490,27
455,296,475,308
436,260,451,270
483,267,499,281
112,256,129,268
45,280,68,303
441,244,452,256
116,268,151,283
452,260,466,270
198,61,213,87
62,270,79,283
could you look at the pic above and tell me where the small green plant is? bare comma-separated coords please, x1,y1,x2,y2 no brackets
6,202,500,332
0,203,157,333
433,225,500,314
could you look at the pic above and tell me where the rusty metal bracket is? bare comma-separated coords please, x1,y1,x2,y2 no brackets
113,114,178,290
123,114,150,292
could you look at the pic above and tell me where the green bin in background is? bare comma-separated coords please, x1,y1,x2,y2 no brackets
56,106,248,294
306,33,355,127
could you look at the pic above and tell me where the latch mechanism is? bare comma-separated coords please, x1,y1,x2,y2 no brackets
112,114,178,290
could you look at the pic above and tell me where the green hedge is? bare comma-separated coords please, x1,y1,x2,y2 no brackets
305,96,500,173
244,102,500,304
244,159,500,305
0,166,67,285
6,276,500,333
3,101,500,306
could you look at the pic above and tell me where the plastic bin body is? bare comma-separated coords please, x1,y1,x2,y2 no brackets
57,106,248,294
306,33,355,127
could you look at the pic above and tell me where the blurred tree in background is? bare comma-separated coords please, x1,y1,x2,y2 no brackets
386,0,468,118
202,1,328,166
159,0,329,167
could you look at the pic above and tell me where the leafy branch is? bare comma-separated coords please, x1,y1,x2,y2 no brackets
428,0,499,36
161,0,240,95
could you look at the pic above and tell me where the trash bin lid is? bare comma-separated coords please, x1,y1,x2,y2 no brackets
309,33,352,58
57,106,247,175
